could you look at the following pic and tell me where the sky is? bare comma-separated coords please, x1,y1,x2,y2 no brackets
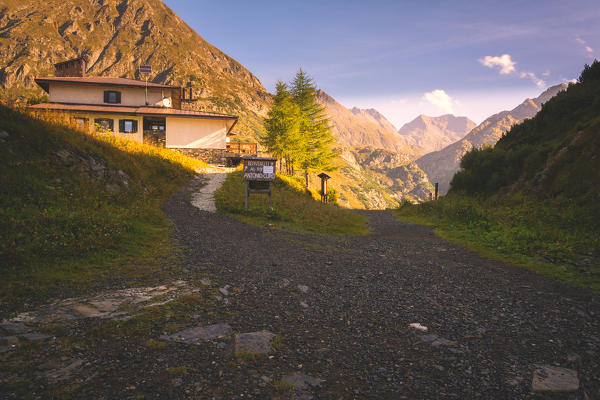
163,0,599,127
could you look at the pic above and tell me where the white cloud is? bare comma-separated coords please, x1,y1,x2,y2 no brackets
576,37,595,55
479,53,547,88
422,89,454,114
478,54,516,75
542,70,551,77
519,71,546,88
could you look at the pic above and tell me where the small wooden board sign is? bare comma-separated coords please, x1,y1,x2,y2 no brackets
243,157,276,181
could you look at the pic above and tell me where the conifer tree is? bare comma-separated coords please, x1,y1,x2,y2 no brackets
261,81,302,174
290,69,337,186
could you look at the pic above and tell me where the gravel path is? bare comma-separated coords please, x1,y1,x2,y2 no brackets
3,178,597,399
190,168,234,212
162,179,600,399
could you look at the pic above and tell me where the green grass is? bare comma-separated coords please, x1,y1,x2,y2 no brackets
273,380,296,392
0,106,206,310
215,171,369,235
394,194,600,292
167,366,188,375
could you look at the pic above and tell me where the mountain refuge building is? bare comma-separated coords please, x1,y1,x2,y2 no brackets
30,57,238,152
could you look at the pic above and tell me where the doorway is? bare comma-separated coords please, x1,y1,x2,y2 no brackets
143,117,166,147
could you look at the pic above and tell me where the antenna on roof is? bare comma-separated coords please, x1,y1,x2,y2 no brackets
139,65,152,105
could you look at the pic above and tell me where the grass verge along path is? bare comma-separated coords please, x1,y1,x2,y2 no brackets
394,194,599,292
215,171,368,235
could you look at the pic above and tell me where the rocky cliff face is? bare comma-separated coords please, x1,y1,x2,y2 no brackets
397,114,476,154
317,90,418,156
416,84,568,195
0,0,271,137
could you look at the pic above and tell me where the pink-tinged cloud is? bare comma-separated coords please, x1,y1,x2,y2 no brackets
519,72,546,88
422,89,454,114
478,54,516,75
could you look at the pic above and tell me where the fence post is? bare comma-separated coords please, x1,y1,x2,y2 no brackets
434,183,439,200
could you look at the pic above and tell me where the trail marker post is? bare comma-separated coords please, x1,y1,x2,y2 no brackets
317,172,331,203
242,157,277,211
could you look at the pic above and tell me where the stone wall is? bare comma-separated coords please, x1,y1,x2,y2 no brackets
171,148,227,165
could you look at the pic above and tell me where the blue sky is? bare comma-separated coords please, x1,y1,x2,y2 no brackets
163,0,599,127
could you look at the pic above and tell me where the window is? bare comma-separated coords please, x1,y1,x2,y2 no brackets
94,118,114,132
119,119,138,133
73,117,88,129
103,91,121,104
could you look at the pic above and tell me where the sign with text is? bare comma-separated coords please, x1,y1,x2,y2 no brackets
139,65,152,74
243,157,276,182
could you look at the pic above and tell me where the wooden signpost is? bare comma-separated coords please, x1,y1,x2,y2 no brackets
242,157,277,210
317,172,331,203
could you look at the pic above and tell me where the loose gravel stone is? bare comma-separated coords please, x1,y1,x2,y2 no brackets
297,285,309,293
160,323,232,344
234,331,275,355
281,373,323,390
532,365,579,392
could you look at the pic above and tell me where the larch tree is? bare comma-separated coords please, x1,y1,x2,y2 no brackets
290,69,337,186
261,81,303,174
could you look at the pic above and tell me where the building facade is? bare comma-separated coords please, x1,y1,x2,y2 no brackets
30,58,237,150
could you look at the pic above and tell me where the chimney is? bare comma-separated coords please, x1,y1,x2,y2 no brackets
54,57,87,77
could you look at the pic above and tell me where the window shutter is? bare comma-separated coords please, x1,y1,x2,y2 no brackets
116,92,121,104
132,120,138,133
108,119,114,131
104,91,109,103
119,120,124,132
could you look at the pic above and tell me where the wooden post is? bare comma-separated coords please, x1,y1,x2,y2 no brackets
434,183,439,200
245,180,249,210
268,182,273,210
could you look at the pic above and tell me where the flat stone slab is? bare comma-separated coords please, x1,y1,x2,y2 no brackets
532,365,579,392
0,322,27,335
160,323,232,344
234,331,275,355
281,373,323,390
20,333,51,342
6,280,197,325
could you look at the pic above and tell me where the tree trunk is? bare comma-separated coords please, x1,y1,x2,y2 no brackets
304,170,309,187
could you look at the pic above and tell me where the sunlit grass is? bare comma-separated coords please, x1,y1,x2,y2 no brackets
215,171,369,235
0,106,203,308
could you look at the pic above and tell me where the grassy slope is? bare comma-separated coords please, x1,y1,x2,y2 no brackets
395,63,600,291
0,106,206,310
215,171,369,236
395,195,599,291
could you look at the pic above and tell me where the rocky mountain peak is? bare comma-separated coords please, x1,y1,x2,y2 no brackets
396,114,476,154
350,107,398,133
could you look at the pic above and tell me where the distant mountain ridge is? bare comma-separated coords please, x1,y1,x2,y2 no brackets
397,114,476,154
316,90,417,155
416,84,568,194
